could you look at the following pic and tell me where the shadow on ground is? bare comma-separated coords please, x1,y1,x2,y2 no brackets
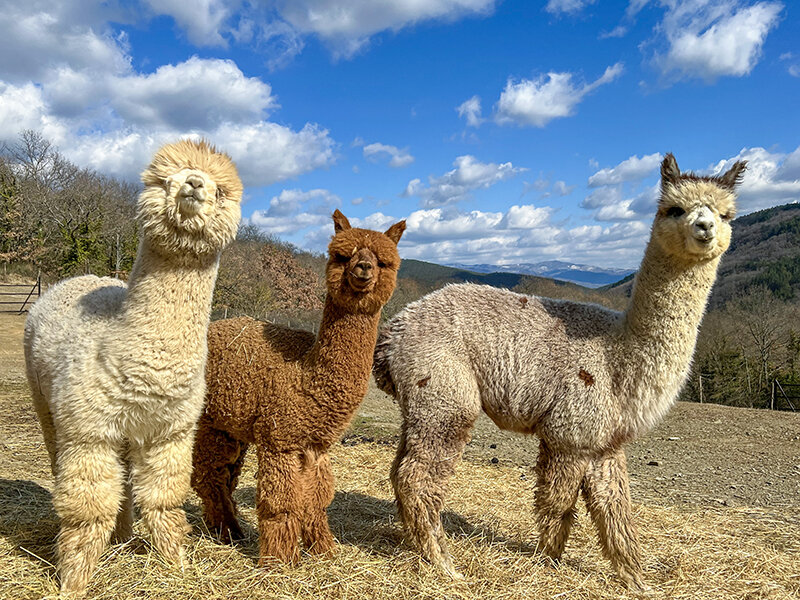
224,486,540,561
0,478,58,574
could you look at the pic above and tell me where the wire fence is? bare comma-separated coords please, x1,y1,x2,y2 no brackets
0,272,41,314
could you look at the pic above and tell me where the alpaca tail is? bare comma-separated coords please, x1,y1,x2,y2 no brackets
373,315,405,397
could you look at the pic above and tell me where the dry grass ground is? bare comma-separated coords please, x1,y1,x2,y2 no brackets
1,311,798,599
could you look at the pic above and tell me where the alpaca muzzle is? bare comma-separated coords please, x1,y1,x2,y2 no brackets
348,273,374,292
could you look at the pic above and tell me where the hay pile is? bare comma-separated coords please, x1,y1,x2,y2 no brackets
1,439,798,600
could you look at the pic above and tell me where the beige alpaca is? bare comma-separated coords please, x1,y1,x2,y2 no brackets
373,154,746,591
23,140,242,595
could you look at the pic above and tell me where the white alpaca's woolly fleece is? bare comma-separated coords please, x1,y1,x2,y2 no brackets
23,139,242,595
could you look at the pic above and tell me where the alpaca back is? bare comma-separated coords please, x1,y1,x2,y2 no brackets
25,275,127,413
204,316,316,441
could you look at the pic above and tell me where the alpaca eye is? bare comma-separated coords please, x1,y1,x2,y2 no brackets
721,212,734,221
666,206,685,218
377,261,387,268
334,253,350,263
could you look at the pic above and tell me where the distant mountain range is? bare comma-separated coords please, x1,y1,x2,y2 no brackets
446,260,635,288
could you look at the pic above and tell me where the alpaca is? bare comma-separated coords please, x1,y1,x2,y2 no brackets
24,139,242,595
191,210,405,563
373,154,746,591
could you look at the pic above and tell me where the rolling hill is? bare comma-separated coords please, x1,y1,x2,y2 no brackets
447,260,634,288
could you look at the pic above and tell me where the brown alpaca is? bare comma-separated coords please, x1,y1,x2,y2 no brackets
373,154,746,591
192,210,405,563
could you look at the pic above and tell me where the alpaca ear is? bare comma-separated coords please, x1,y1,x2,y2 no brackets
384,220,406,245
718,160,747,190
661,153,681,186
332,209,352,233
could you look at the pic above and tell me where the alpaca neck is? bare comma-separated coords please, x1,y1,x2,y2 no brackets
615,241,720,435
303,296,381,435
118,241,219,375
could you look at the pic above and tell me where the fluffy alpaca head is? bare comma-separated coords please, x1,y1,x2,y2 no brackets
652,153,746,262
138,139,243,257
325,210,405,314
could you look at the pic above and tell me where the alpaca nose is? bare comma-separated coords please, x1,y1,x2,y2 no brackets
186,175,205,189
693,215,715,241
354,261,373,279
695,218,713,231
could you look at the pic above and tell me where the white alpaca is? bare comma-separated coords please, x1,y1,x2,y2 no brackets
24,139,242,595
373,154,746,591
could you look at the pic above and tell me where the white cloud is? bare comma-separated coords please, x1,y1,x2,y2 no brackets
780,52,800,77
403,155,526,208
210,122,336,187
545,0,597,15
249,188,341,236
0,5,337,187
362,142,415,167
582,185,623,209
709,146,800,212
653,1,783,81
394,207,647,267
595,199,638,221
524,178,575,198
275,0,497,58
503,204,555,229
0,82,67,143
552,180,575,196
287,199,654,269
456,95,483,127
0,1,130,84
495,63,624,127
267,189,341,217
109,57,278,130
142,0,231,47
588,153,662,187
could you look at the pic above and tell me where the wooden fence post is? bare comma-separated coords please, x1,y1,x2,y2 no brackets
698,373,703,404
771,379,775,410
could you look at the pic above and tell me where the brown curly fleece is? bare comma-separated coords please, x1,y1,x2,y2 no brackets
191,210,405,564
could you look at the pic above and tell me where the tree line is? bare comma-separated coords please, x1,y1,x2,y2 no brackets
0,130,139,278
0,130,327,327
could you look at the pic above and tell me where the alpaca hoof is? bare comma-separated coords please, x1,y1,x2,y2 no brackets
441,562,463,580
620,569,651,596
306,539,336,556
258,552,299,568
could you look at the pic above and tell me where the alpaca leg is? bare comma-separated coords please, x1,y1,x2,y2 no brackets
191,417,247,543
255,446,303,564
130,429,194,563
300,451,335,555
534,441,588,561
30,388,58,476
53,439,125,595
390,370,480,578
581,449,648,592
113,450,134,543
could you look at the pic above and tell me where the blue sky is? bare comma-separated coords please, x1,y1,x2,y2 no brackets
1,1,799,268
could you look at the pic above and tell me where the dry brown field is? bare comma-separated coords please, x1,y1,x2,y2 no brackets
1,311,798,599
